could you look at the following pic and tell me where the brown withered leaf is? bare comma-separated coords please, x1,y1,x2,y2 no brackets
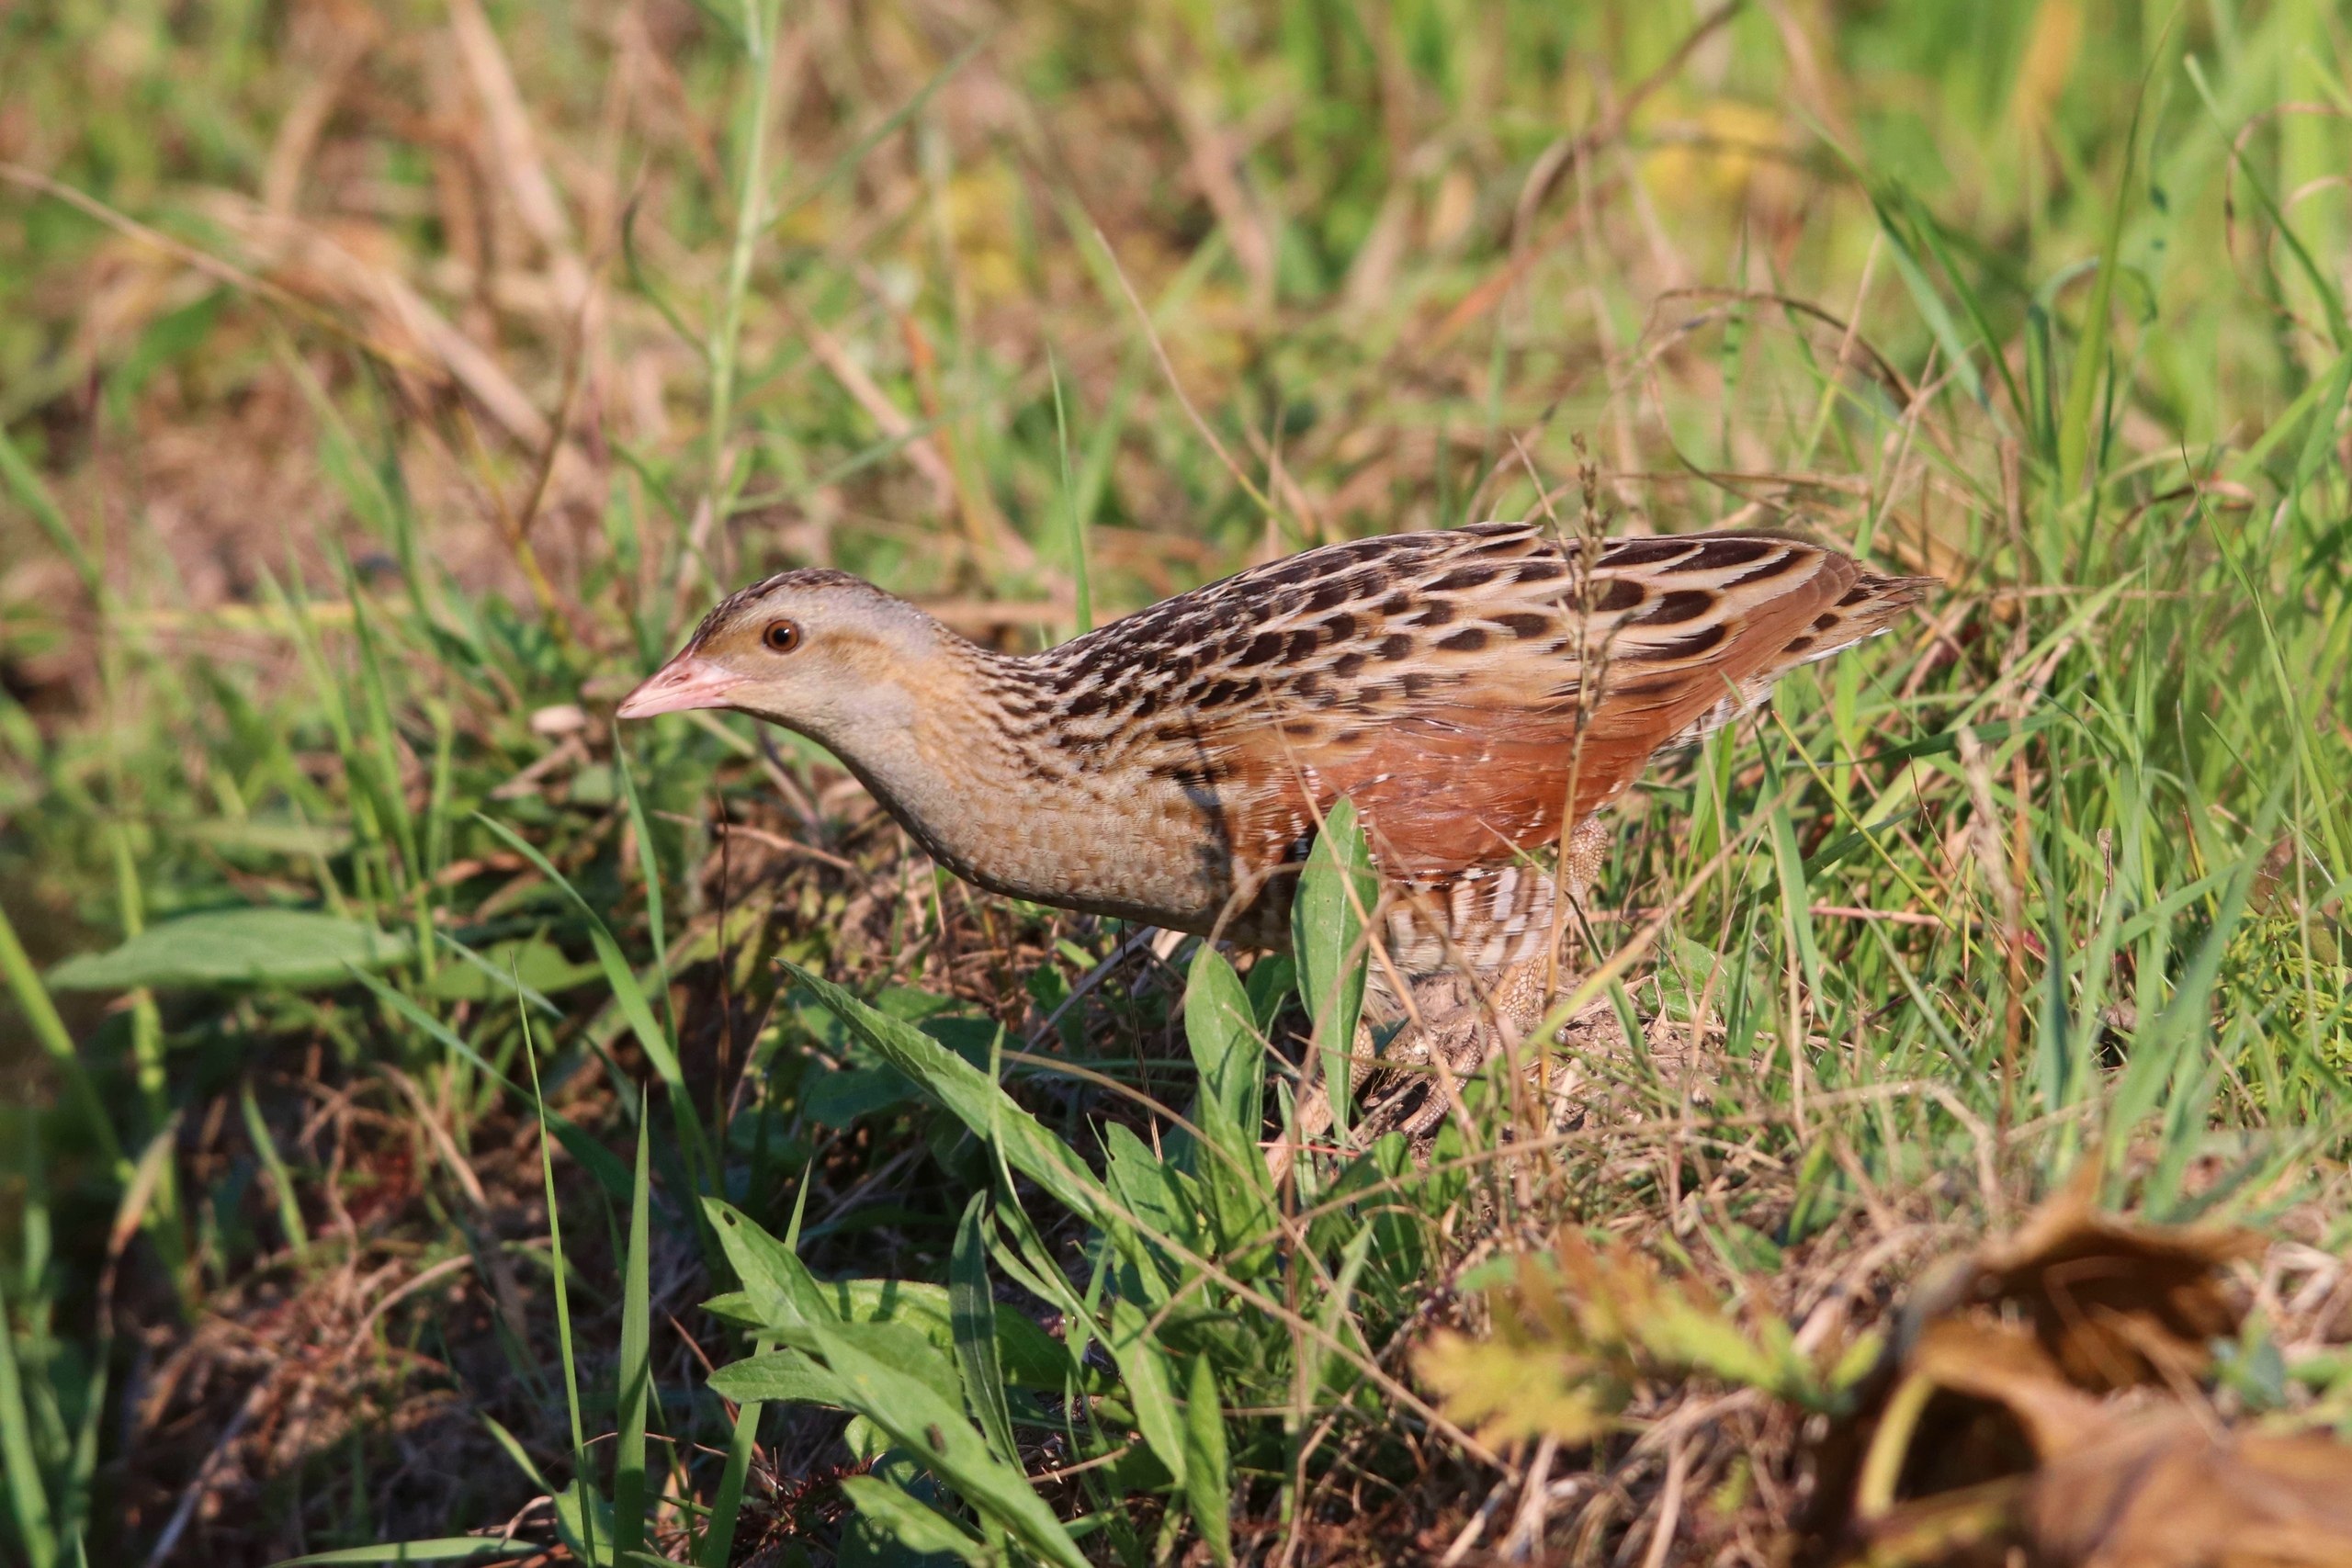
1894,1179,2260,1395
2023,1409,2352,1568
1846,1396,2352,1568
1802,1184,2352,1567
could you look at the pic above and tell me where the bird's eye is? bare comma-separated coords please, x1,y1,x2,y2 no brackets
763,620,803,654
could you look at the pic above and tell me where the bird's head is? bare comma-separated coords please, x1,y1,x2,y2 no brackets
616,570,949,742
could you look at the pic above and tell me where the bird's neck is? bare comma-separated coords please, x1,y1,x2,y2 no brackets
808,649,1073,897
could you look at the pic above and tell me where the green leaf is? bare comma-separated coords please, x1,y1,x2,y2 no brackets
1293,799,1377,1140
2058,54,2154,492
263,1543,542,1565
704,1347,848,1406
1182,945,1277,1255
1104,1298,1188,1488
782,964,1117,1230
703,1279,1082,1391
710,1319,963,1410
952,1194,1021,1463
551,1479,616,1568
1102,1122,1201,1254
837,1477,990,1566
800,1063,919,1127
1185,945,1263,1151
703,1199,836,1329
696,1338,769,1568
180,816,356,859
1182,1355,1232,1567
0,898,123,1176
783,1317,1091,1568
1307,1225,1376,1400
47,908,413,991
425,938,601,1003
0,421,98,595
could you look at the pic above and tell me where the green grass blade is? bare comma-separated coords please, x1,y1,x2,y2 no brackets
345,967,633,1200
612,1115,652,1557
0,423,98,598
614,749,673,1023
2185,55,2349,350
0,902,124,1174
0,1271,59,1568
520,1004,596,1566
1050,350,1092,636
472,813,708,1180
2057,62,2150,494
239,1080,309,1260
694,1337,769,1568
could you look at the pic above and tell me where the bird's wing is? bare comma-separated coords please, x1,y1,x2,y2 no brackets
1174,525,1928,879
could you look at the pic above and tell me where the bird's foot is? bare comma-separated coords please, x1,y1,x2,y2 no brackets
1355,999,1505,1145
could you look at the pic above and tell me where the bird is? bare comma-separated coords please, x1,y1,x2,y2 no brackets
618,521,1930,1147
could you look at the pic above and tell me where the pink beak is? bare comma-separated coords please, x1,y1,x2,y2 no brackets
616,655,744,719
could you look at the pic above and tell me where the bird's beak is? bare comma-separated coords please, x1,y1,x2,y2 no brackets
616,654,743,719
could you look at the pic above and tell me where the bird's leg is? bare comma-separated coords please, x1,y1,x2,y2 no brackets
1367,814,1613,1141
1270,815,1613,1174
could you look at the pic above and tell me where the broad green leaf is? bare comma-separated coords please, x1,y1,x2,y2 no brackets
952,1193,1021,1463
1182,945,1277,1256
1104,1298,1188,1488
48,908,413,991
1309,1225,1377,1399
426,938,601,1003
1416,1330,1610,1447
707,1319,964,1410
702,1279,1083,1391
1185,944,1264,1155
1102,1122,1201,1254
704,1347,847,1406
703,1199,835,1329
781,1317,1091,1568
1182,1355,1232,1567
551,1480,615,1568
1293,799,1377,1140
1634,1297,1821,1406
837,1476,990,1566
800,1063,918,1128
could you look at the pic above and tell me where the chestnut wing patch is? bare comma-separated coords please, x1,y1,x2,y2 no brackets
1208,542,1861,879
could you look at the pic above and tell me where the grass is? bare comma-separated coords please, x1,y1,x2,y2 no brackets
4,0,2352,1562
